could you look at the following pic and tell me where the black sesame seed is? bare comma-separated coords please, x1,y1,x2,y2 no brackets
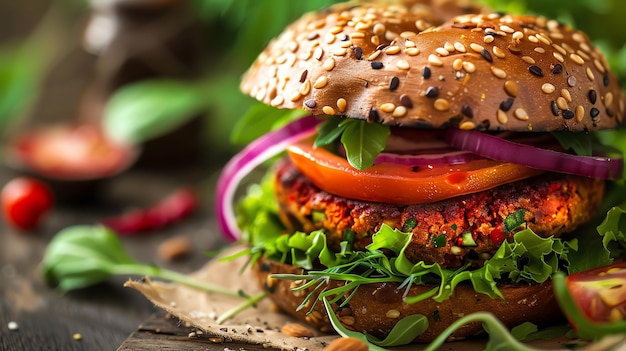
550,101,559,116
422,66,432,79
299,70,308,83
607,108,615,117
567,76,577,87
603,75,610,87
590,107,600,118
551,64,563,74
376,43,389,51
339,33,348,41
389,76,400,91
304,99,317,108
588,90,597,104
528,65,544,77
400,94,413,108
425,86,439,98
354,46,363,60
368,107,380,123
461,104,473,118
480,49,493,63
481,119,491,130
499,98,514,112
371,61,384,69
562,110,575,119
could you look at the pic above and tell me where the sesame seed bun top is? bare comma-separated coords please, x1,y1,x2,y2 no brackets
240,0,625,132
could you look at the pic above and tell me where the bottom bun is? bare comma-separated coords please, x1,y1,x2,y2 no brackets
255,258,563,343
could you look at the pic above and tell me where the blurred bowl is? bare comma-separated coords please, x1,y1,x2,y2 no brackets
4,124,139,204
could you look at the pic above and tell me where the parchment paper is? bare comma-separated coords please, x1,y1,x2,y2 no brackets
124,246,608,351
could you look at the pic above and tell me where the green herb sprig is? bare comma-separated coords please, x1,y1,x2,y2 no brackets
42,225,240,297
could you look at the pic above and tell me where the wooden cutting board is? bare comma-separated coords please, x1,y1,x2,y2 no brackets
117,311,280,351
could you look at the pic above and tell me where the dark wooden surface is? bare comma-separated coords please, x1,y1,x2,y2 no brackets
0,161,260,351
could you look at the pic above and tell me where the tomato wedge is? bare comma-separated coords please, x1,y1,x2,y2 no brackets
565,262,626,323
287,137,544,204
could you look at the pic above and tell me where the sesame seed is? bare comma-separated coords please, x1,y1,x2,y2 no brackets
389,76,400,90
435,47,450,56
324,32,336,44
444,42,455,52
607,108,615,117
586,67,595,81
329,26,343,35
541,83,556,94
570,53,585,65
415,19,429,31
434,98,450,111
405,47,420,56
373,23,386,36
491,66,507,79
481,49,493,62
572,32,586,43
534,47,546,54
350,32,365,40
428,54,443,66
552,52,564,63
512,31,524,41
605,92,614,106
453,59,463,71
270,96,284,106
552,44,566,56
368,107,380,123
500,98,514,112
314,47,324,61
425,86,440,98
337,98,347,112
594,59,606,74
371,35,380,46
521,56,536,64
386,45,401,55
556,97,569,110
454,42,466,52
355,22,370,32
367,50,382,61
551,64,563,74
322,58,335,71
561,89,573,102
514,108,529,120
575,105,585,122
528,35,538,43
304,99,317,108
396,60,410,70
405,40,416,48
313,76,328,89
500,25,515,33
562,109,575,119
386,309,401,318
507,45,521,55
298,81,311,95
504,80,518,97
492,46,506,59
460,121,476,130
380,103,395,113
322,106,336,115
589,89,597,104
550,101,559,116
370,61,384,69
417,66,431,81
392,106,407,117
576,49,590,61
470,43,484,53
567,76,577,88
461,104,474,118
400,94,413,108
603,75,610,87
333,47,347,56
536,33,552,45
528,65,544,77
497,109,508,124
462,61,476,73
484,35,495,44
589,106,600,119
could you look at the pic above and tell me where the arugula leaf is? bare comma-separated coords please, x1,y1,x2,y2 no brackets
551,131,593,156
339,119,390,170
367,314,429,347
314,116,346,147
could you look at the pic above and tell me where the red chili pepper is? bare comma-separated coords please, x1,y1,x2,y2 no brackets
100,187,197,235
489,225,506,246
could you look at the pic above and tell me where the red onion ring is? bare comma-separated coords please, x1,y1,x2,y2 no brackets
215,115,320,241
445,129,623,180
375,149,482,166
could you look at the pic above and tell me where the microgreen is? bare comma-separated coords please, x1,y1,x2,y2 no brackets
42,225,240,297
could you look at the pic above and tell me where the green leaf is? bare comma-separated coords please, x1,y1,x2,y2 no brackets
0,44,40,127
103,79,205,144
367,314,429,346
230,102,308,145
551,131,593,156
340,119,390,170
314,116,345,147
504,209,526,233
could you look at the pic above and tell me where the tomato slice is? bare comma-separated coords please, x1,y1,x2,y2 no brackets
286,137,544,204
565,262,626,323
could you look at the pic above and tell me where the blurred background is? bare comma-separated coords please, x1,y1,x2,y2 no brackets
0,0,624,170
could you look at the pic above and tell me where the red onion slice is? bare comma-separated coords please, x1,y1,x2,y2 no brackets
446,129,623,180
375,149,481,166
215,115,320,241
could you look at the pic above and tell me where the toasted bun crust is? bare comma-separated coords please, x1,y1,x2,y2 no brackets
241,1,625,131
255,258,563,343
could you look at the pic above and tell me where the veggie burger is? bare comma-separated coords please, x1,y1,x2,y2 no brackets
216,0,626,343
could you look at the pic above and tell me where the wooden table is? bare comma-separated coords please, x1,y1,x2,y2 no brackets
0,161,271,350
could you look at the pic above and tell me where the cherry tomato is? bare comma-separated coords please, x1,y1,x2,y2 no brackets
565,262,626,323
1,177,53,231
286,137,544,204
